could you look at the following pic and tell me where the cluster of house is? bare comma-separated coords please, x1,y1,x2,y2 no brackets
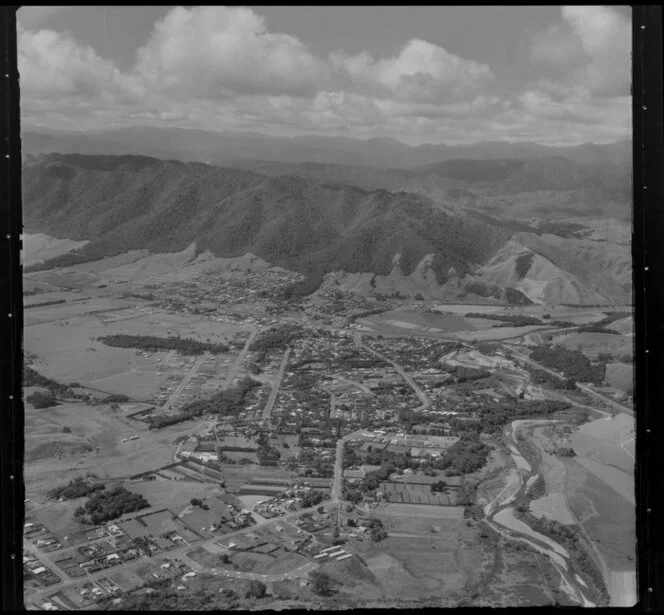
346,430,460,459
23,551,60,587
251,482,329,517
294,511,334,533
151,268,304,315
24,522,62,552
362,336,458,372
222,527,308,554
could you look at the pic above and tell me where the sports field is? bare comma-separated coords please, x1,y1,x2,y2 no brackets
362,310,474,335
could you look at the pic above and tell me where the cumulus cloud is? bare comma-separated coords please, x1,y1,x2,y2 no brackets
18,24,143,107
133,6,332,99
17,5,632,145
531,6,630,98
562,5,631,97
331,39,493,103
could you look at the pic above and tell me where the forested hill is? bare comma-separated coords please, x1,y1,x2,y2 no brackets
22,153,512,283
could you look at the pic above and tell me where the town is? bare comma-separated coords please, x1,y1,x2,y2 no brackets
22,254,636,611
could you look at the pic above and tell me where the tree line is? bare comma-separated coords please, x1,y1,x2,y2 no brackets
74,486,150,525
530,346,605,384
149,377,260,429
99,334,229,355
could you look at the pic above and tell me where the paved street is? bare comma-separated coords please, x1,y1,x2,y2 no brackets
356,333,431,411
262,347,291,421
225,329,259,388
162,353,208,411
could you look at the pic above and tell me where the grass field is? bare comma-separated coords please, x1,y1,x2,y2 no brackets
553,332,632,357
377,502,464,521
359,534,478,598
529,493,576,525
363,310,474,335
24,401,211,498
565,461,636,571
448,325,547,341
129,482,232,518
605,363,633,394
24,302,244,401
476,548,554,607
570,414,634,476
378,510,465,535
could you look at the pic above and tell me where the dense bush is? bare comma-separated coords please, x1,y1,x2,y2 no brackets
245,580,267,599
149,377,260,429
83,486,150,524
257,445,281,466
440,364,491,382
310,571,335,596
435,435,489,475
24,299,67,309
476,399,570,434
575,325,620,335
526,365,577,390
99,334,228,355
26,390,58,409
301,490,324,508
24,366,71,395
530,346,605,384
102,394,130,404
48,477,106,501
249,325,304,352
430,480,447,493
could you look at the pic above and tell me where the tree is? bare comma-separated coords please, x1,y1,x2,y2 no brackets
245,580,266,599
310,571,334,596
27,391,57,409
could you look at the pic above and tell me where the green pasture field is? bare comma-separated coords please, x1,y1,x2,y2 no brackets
565,461,636,571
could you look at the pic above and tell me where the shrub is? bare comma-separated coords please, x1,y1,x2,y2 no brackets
26,391,58,409
310,571,334,596
245,580,266,599
98,334,229,355
47,477,106,501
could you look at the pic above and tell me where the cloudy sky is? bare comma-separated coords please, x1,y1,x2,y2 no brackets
17,5,631,145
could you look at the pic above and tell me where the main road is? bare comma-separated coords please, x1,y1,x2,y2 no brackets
162,353,209,411
355,332,430,411
262,347,292,421
224,329,259,388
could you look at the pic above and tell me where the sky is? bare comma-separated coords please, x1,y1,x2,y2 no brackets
17,5,632,146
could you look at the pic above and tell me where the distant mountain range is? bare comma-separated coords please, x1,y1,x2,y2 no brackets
22,152,632,305
22,125,632,169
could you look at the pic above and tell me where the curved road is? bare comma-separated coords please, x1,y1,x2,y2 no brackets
355,333,431,412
